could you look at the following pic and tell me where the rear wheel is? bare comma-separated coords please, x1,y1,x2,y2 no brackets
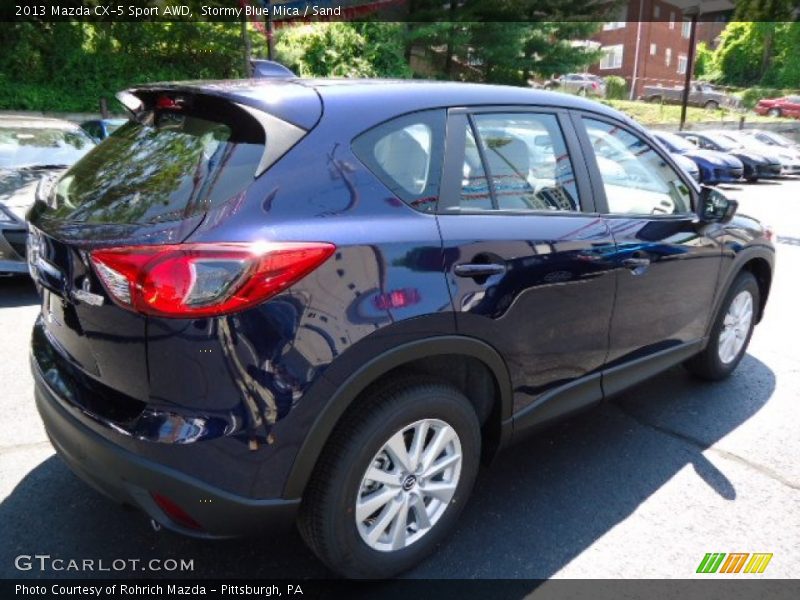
297,377,481,578
685,271,759,381
704,100,720,110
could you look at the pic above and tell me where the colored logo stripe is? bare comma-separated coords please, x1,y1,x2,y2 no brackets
744,553,773,573
696,552,773,574
720,553,749,573
697,553,726,573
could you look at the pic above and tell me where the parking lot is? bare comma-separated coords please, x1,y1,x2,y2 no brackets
1,178,798,580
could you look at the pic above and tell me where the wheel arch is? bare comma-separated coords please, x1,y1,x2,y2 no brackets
282,336,513,499
710,246,774,335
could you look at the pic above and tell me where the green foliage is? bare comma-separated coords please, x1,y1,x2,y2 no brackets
710,21,800,89
693,42,720,82
0,22,253,112
739,86,794,109
603,76,627,100
275,22,411,78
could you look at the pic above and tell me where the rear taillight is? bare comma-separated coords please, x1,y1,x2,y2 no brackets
90,242,335,318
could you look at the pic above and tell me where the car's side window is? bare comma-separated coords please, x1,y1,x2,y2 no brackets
583,118,693,215
352,109,445,213
455,112,581,212
84,122,101,140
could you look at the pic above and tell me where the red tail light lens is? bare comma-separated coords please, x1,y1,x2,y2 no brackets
90,242,335,318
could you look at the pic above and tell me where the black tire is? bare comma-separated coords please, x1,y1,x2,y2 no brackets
746,175,759,183
685,271,759,381
704,100,720,110
297,376,481,579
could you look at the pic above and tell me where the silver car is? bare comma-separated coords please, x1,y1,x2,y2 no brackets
545,73,606,98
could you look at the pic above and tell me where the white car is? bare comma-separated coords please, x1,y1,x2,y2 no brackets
718,130,800,175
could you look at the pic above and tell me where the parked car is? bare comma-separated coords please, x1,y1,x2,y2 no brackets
0,116,95,274
754,95,800,118
642,82,739,110
740,128,800,153
80,118,127,142
544,73,606,97
671,151,701,181
652,130,744,184
715,129,800,175
28,80,774,579
676,131,781,181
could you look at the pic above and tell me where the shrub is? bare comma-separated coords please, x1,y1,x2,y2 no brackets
603,76,627,100
739,86,796,109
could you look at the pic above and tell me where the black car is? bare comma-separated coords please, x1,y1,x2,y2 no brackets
0,116,95,274
28,79,774,578
676,131,782,182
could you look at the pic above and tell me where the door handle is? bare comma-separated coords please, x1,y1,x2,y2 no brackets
454,263,506,278
622,257,651,270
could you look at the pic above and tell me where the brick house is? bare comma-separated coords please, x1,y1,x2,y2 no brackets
587,0,729,99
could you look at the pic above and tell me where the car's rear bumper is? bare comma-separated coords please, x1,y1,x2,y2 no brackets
33,356,300,538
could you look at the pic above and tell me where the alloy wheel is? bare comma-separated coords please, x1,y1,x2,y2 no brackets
355,418,462,552
718,290,754,364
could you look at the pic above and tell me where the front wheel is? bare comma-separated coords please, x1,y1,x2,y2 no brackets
704,100,720,110
685,271,759,381
767,107,782,117
297,377,481,578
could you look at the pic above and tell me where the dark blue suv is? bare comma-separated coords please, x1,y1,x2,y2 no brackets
28,79,774,578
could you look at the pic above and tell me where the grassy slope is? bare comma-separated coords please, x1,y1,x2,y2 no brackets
603,99,789,127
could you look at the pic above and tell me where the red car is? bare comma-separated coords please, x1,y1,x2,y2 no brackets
755,95,800,118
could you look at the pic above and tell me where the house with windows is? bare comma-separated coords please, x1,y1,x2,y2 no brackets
587,0,730,99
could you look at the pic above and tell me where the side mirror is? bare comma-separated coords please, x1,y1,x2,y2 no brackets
698,186,737,223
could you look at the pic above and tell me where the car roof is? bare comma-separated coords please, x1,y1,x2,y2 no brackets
130,77,628,130
0,115,80,130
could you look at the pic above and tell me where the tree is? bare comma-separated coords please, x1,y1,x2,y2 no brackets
274,23,412,78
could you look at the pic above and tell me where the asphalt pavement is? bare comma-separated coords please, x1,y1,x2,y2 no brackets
1,179,798,581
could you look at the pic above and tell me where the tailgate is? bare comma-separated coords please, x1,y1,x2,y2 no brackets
27,86,315,402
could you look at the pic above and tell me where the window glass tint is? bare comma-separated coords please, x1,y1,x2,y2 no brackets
48,112,264,225
584,118,692,215
462,113,580,212
352,110,445,212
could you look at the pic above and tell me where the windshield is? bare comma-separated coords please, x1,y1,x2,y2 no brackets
0,125,95,169
703,133,739,151
762,131,794,147
47,111,264,225
657,132,694,153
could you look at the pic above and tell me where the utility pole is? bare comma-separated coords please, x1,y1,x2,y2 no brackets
241,16,253,77
679,9,699,131
266,0,274,60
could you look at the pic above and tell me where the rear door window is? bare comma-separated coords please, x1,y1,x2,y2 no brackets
454,112,581,212
352,110,446,212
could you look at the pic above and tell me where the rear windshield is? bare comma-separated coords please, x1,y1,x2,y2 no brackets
46,104,265,225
